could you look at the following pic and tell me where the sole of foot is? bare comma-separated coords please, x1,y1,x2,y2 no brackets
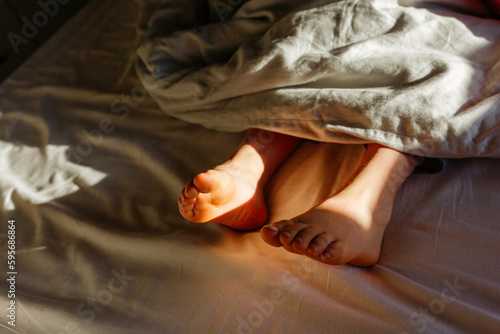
179,164,268,231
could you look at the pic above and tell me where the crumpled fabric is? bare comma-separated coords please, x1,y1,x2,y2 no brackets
137,0,500,157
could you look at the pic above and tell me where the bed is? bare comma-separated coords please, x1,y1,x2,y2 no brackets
0,0,499,333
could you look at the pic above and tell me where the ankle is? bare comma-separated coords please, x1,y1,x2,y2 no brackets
387,152,418,187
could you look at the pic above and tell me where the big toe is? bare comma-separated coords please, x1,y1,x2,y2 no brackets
193,169,235,206
193,169,228,193
260,220,295,247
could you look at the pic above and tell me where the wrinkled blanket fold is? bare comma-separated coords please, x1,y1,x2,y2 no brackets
137,0,500,157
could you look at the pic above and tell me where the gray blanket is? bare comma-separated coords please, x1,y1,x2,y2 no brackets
137,0,500,157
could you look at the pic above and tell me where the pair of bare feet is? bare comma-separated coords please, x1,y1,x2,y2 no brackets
178,129,418,266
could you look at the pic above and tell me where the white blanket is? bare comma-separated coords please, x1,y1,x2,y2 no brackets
137,0,500,157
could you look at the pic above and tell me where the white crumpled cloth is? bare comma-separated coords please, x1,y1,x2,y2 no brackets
137,0,500,157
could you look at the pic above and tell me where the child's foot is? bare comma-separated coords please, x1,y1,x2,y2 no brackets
260,145,418,266
178,147,268,231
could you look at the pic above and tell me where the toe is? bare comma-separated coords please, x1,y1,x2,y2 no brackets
184,180,199,198
193,170,223,193
179,206,194,219
180,191,196,206
260,220,295,247
321,242,345,265
307,233,331,257
192,169,235,206
178,198,194,214
292,227,322,253
279,222,308,247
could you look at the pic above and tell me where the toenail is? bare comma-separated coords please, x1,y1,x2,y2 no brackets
263,225,279,232
322,253,331,260
282,231,291,238
294,237,303,244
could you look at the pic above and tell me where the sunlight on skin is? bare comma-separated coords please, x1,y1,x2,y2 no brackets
179,129,418,266
178,129,301,231
260,144,419,266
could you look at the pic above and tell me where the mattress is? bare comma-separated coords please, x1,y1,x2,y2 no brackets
0,0,499,333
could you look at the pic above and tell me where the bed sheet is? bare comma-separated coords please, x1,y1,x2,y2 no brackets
0,0,499,333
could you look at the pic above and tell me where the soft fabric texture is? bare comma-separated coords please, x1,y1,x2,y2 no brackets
137,0,500,157
0,0,499,333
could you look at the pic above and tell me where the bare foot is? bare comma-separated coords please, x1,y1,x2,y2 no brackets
178,159,267,231
178,129,302,231
260,188,393,266
260,145,419,266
